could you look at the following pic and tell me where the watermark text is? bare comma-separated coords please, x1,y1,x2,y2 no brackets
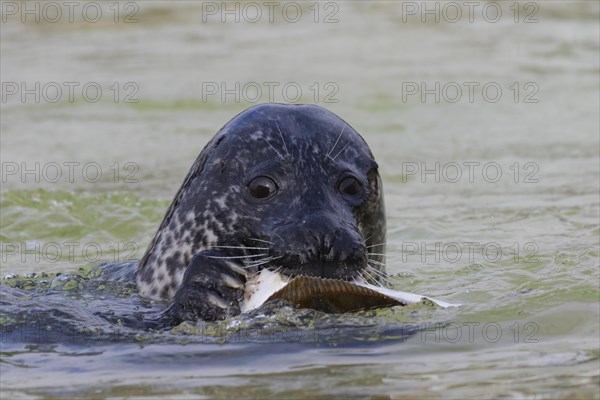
399,1,539,24
1,162,139,184
401,82,539,104
399,241,539,264
201,1,340,23
1,82,139,104
401,161,540,184
1,1,139,23
1,241,140,264
201,81,339,103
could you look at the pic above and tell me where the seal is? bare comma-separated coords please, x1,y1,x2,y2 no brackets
136,103,386,323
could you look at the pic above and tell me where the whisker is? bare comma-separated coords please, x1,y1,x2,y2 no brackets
364,267,385,288
213,245,268,250
207,253,267,260
367,252,385,257
366,265,389,281
243,259,273,268
273,233,284,243
366,242,386,249
244,255,282,269
259,136,284,160
360,267,375,283
270,265,284,275
275,122,289,156
329,141,351,162
235,264,265,270
362,268,380,286
358,270,369,283
354,270,367,285
326,124,346,159
366,263,386,274
247,238,274,245
367,259,387,267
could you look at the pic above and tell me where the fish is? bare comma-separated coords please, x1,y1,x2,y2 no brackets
241,269,459,314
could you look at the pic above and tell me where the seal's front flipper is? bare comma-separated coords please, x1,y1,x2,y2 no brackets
163,250,246,324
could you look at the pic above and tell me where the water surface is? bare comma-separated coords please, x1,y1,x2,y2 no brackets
1,1,599,398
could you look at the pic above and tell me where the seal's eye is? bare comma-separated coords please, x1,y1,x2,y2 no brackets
248,176,278,199
338,176,363,197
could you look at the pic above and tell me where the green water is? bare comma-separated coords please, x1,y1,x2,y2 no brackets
1,1,599,398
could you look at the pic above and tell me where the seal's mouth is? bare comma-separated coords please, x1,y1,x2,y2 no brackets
273,262,362,282
260,238,370,282
223,239,376,284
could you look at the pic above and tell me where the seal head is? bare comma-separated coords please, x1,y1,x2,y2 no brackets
136,104,386,319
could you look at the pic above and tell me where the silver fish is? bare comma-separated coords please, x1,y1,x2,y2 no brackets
241,269,459,313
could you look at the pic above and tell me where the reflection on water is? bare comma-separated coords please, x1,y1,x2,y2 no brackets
1,1,599,398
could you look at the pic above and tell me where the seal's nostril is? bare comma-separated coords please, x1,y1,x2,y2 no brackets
269,218,369,280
